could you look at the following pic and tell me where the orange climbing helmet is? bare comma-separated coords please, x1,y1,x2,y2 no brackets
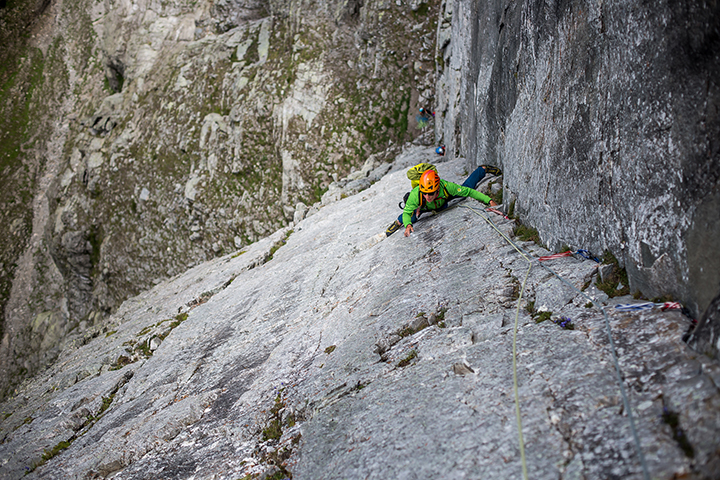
419,169,440,193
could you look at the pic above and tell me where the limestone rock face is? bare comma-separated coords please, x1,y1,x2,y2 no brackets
0,0,439,395
0,152,717,480
435,0,720,323
689,291,720,360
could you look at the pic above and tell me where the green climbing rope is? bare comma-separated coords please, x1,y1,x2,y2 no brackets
461,204,651,480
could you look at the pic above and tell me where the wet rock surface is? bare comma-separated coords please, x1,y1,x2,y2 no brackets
0,150,717,479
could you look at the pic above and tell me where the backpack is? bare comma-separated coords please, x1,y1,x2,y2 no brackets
398,162,445,210
406,162,438,189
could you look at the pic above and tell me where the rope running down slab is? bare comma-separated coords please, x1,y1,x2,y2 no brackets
460,204,651,480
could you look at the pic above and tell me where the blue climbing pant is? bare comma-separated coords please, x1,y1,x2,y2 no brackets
397,166,487,225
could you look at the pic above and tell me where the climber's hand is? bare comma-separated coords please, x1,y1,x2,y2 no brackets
404,224,414,237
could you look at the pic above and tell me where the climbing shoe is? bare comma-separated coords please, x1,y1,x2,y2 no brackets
385,220,402,237
481,165,503,176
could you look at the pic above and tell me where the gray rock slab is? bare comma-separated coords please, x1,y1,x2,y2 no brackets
0,155,717,480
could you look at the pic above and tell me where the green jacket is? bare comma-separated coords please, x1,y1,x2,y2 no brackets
402,179,491,226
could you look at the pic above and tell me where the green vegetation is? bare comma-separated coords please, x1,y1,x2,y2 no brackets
513,223,540,243
393,92,410,141
595,251,630,297
324,345,336,354
411,1,430,18
245,40,259,64
28,386,118,471
397,325,416,338
508,275,520,301
99,394,114,415
0,48,44,169
43,440,71,461
486,180,503,205
0,46,46,350
11,415,32,432
534,311,553,323
110,313,189,369
26,439,72,471
312,183,329,204
166,312,188,331
109,355,132,371
361,90,411,150
137,326,153,336
525,300,536,315
135,340,152,358
261,394,286,441
352,381,366,391
508,199,516,218
256,389,300,479
262,417,283,441
398,306,447,338
397,350,417,368
267,230,293,261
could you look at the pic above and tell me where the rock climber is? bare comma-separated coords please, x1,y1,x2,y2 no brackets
385,165,502,237
419,107,435,117
435,145,446,156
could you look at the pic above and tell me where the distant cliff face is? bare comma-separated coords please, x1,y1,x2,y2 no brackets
0,0,439,395
436,0,720,320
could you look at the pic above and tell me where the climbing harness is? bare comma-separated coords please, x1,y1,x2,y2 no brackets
460,204,652,480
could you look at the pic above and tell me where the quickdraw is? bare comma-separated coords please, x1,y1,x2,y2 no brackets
614,301,697,338
537,249,600,263
575,249,600,263
614,301,683,312
485,207,510,220
537,251,573,261
460,204,651,480
481,209,601,263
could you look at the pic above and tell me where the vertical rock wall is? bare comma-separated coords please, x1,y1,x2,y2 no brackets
437,0,720,323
